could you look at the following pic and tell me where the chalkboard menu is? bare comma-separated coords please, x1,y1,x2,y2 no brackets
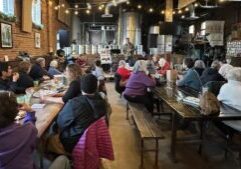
227,41,241,57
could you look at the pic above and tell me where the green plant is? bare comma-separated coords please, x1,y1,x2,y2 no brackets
33,22,44,30
0,12,17,22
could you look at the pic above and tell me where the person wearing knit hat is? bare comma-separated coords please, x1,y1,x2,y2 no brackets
81,74,98,94
56,73,107,153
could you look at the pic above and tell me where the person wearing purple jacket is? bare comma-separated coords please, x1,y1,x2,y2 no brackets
124,60,156,113
0,91,70,169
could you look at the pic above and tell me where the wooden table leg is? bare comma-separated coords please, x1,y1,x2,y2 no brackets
170,112,177,162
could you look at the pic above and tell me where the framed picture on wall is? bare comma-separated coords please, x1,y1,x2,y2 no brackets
35,32,41,48
0,23,13,48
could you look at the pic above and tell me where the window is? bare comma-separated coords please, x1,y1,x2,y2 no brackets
189,25,195,35
32,0,41,25
0,0,15,15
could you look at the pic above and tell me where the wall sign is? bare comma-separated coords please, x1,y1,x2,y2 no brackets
35,32,41,48
0,22,13,48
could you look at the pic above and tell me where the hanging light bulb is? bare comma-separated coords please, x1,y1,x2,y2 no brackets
181,15,185,19
194,3,198,7
185,7,189,11
126,1,130,5
178,10,182,14
86,9,90,14
161,10,165,14
98,6,103,10
61,3,65,7
48,0,53,6
75,4,79,8
149,8,154,13
137,5,142,9
74,11,79,15
65,9,69,14
54,6,58,10
172,11,176,15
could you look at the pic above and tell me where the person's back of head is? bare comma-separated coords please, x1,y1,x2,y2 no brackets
118,60,126,68
226,68,241,82
81,74,98,95
211,60,221,71
18,61,31,74
0,91,18,128
95,60,101,67
36,57,45,68
194,60,206,69
184,58,194,69
133,60,147,73
0,62,9,77
50,60,58,68
66,63,82,81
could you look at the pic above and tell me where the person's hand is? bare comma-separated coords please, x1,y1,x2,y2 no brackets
18,103,34,112
12,72,19,82
43,76,50,80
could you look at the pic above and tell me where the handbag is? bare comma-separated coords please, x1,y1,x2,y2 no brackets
199,91,220,115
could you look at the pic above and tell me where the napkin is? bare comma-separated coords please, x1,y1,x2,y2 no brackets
31,104,45,109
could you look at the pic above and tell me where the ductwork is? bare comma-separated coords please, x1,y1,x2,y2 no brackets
104,0,128,16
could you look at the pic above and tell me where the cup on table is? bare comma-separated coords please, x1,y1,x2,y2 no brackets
202,87,208,94
16,95,25,105
33,80,39,88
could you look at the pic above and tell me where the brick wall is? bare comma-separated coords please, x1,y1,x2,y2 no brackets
0,0,70,60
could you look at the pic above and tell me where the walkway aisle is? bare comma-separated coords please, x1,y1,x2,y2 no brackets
104,82,240,169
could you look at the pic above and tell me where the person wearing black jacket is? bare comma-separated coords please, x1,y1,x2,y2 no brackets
62,64,82,103
201,60,225,85
0,62,19,93
57,74,107,153
16,61,34,93
29,57,53,81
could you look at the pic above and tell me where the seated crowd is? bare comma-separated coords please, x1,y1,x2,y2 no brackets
0,52,241,168
0,56,112,169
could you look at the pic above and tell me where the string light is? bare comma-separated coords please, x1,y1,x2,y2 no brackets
54,6,58,10
87,3,92,9
181,15,185,19
61,3,65,7
172,11,176,15
161,10,165,14
48,0,53,6
74,11,79,15
194,3,198,7
149,8,154,13
185,7,189,11
137,5,142,9
178,10,182,14
74,4,79,8
98,6,103,10
65,9,69,14
126,1,130,5
86,9,90,14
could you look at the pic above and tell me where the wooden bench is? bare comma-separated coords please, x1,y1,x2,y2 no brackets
126,102,165,168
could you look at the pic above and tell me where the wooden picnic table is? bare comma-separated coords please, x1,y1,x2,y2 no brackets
152,84,241,162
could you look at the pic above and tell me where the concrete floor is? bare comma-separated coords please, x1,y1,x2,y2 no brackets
104,82,241,169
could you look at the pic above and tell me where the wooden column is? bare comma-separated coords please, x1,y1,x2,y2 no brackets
165,0,173,22
47,0,53,52
22,0,32,32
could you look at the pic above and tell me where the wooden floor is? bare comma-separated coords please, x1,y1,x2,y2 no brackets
104,82,241,169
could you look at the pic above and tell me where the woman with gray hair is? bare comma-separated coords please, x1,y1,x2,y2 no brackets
194,60,205,76
48,60,62,76
123,60,156,113
29,57,53,81
218,68,241,131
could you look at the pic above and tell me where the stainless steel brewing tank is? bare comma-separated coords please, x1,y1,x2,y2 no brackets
117,12,142,46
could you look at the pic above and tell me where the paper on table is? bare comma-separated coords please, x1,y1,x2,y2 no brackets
31,104,45,109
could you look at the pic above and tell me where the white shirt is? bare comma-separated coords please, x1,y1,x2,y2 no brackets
218,80,241,131
92,66,105,80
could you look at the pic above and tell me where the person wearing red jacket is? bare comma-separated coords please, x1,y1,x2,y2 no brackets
116,60,131,82
158,54,171,76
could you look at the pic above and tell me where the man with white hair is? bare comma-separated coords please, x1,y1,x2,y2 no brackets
48,60,61,76
218,68,241,131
